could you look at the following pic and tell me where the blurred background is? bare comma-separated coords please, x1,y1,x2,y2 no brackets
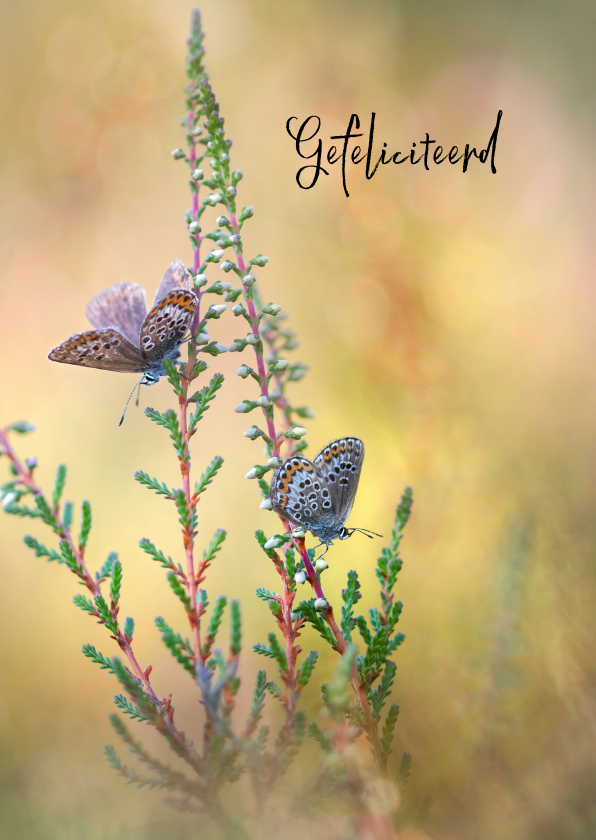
1,0,595,837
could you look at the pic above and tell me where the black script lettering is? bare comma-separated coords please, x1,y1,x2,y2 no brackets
391,150,409,164
365,113,380,181
462,144,479,172
478,110,502,173
433,145,446,164
286,116,328,189
327,145,341,165
420,133,436,170
351,145,365,164
448,146,462,164
410,142,424,165
330,114,363,197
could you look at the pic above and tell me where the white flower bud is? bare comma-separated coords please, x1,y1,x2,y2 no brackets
315,559,329,572
267,304,282,315
210,249,225,261
2,492,17,509
264,536,282,549
256,395,270,408
231,304,246,316
314,598,328,610
291,528,306,539
268,456,282,468
291,426,307,438
260,498,273,510
271,359,290,371
244,426,261,439
290,611,299,621
226,186,237,197
235,401,253,413
229,234,241,244
171,148,185,160
245,467,260,479
245,334,259,346
190,125,203,136
220,282,233,291
194,273,208,287
188,221,201,234
210,304,227,315
191,168,204,180
214,343,228,353
236,365,252,378
294,571,307,585
220,260,235,272
243,274,256,287
221,152,230,163
195,332,210,345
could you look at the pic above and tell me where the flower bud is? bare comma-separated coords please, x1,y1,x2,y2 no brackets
231,304,246,316
292,528,306,539
191,168,204,180
290,611,299,622
171,148,185,160
245,333,259,346
194,273,208,287
264,536,282,549
228,234,241,244
236,365,252,378
243,274,256,287
294,571,307,585
260,498,273,510
265,304,282,315
256,395,270,408
220,260,235,273
226,186,237,197
244,426,262,440
221,152,230,163
2,492,17,509
207,304,227,317
245,467,259,479
214,343,228,354
315,559,329,571
240,205,254,220
26,457,38,470
267,456,282,468
232,169,243,183
269,359,290,372
252,255,269,267
195,332,210,345
291,426,308,438
216,215,230,227
210,249,225,261
220,282,233,291
188,221,201,234
314,598,328,610
234,401,254,413
190,125,203,136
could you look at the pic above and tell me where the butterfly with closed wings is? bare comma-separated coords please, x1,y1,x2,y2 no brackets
270,437,380,554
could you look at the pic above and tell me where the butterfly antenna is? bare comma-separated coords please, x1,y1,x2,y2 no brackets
119,376,146,426
350,528,383,539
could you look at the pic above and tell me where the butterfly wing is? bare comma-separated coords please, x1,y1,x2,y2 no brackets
313,437,364,527
85,282,148,346
139,289,197,364
152,260,192,306
270,454,328,531
48,328,146,372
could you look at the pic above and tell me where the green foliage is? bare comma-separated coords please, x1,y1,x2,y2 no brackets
62,501,73,530
123,616,134,641
380,703,399,759
94,593,118,634
145,408,186,463
244,670,267,735
113,694,151,723
79,500,92,549
35,494,57,529
82,644,115,673
134,471,175,498
370,660,397,719
194,455,224,495
110,560,122,605
203,595,227,656
297,650,318,688
397,751,412,791
341,570,362,642
58,539,83,576
138,538,175,571
307,722,333,753
230,599,241,655
73,593,96,616
167,572,192,612
23,534,60,563
202,528,226,566
188,373,225,431
52,464,67,510
155,616,195,676
295,599,337,648
96,552,118,582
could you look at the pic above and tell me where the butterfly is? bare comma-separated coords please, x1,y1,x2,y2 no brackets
270,437,380,551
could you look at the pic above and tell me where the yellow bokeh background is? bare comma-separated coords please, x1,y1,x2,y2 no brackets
1,1,595,838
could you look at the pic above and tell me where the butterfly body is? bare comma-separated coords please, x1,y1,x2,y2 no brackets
48,261,197,385
270,437,368,549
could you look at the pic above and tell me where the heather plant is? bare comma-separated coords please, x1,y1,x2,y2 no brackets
0,10,420,838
